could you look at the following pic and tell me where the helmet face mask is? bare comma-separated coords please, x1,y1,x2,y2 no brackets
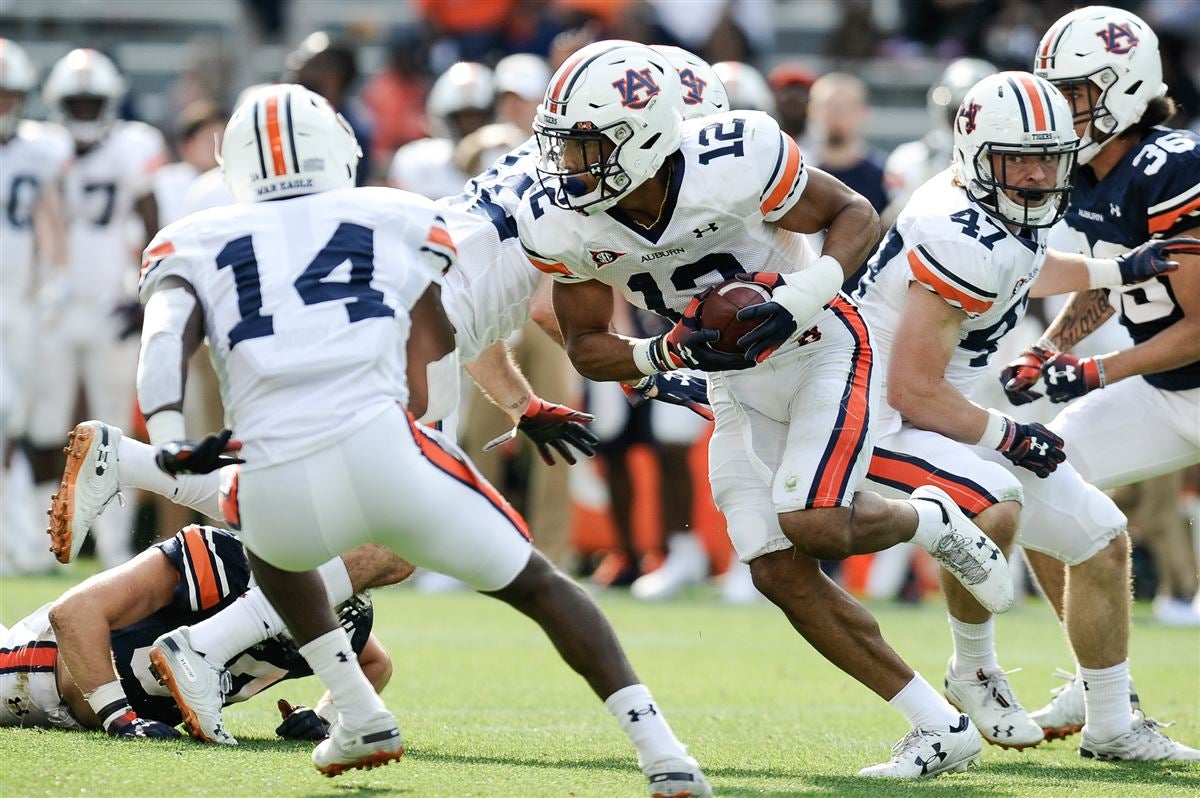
535,119,636,212
43,49,126,146
971,141,1078,229
952,71,1080,229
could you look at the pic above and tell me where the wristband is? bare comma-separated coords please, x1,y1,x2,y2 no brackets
631,337,666,376
85,680,134,731
1093,356,1109,388
1035,337,1058,355
146,410,186,446
978,408,1014,451
1084,257,1122,289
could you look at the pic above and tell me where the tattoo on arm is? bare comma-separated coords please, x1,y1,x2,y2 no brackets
1044,289,1116,350
504,394,530,412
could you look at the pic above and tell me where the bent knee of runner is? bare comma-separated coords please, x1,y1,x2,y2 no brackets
779,506,854,560
975,500,1022,549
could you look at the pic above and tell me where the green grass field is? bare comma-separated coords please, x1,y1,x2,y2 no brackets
1,569,1197,797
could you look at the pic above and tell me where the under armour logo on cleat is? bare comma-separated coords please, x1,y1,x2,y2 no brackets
993,724,1014,738
336,651,350,663
627,704,658,723
915,742,947,775
6,697,30,717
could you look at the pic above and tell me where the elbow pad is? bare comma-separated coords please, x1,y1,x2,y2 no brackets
136,287,196,417
417,349,461,424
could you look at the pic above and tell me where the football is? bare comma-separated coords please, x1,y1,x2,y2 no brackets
700,279,773,353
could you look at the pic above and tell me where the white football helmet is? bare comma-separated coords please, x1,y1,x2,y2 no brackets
494,53,550,101
0,39,36,139
427,61,495,136
952,72,1079,228
712,61,776,115
653,45,728,120
928,58,997,131
1034,5,1165,164
43,48,126,146
219,84,361,204
533,40,682,214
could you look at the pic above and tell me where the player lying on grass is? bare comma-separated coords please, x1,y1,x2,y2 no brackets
0,524,410,739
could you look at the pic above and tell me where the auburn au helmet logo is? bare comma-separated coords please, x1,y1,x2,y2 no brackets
612,68,661,109
959,101,982,134
1096,22,1139,54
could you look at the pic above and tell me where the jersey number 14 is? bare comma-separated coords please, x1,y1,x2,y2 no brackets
217,222,394,347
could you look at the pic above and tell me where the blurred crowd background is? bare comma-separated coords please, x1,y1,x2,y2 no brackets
2,0,1198,621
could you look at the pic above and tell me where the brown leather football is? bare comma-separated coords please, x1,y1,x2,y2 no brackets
699,280,772,353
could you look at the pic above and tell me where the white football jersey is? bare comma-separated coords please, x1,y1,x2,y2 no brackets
0,603,83,730
438,138,542,362
140,187,452,468
0,120,71,315
516,111,815,332
854,169,1047,420
63,120,167,306
388,137,468,200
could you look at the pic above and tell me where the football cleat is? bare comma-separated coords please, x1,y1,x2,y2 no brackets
944,661,1043,749
47,421,122,563
148,627,236,745
859,714,981,778
1031,668,1140,741
312,711,405,777
910,486,1013,614
1080,711,1200,761
631,534,709,601
645,755,712,798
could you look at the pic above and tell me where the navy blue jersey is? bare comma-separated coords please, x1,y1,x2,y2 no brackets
1065,126,1200,390
112,525,373,725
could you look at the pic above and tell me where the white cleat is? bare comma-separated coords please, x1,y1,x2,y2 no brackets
148,627,236,745
859,714,981,778
645,755,712,797
46,421,122,564
1080,711,1200,761
312,711,405,777
1031,669,1140,742
632,534,709,601
944,661,1043,750
910,486,1013,614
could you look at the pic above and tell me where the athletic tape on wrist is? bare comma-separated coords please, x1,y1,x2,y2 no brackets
1085,257,1122,289
632,337,666,376
979,408,1013,451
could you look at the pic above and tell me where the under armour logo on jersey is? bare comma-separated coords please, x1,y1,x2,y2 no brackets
1096,22,1139,54
613,68,661,110
915,742,947,775
959,101,982,135
679,68,707,107
589,249,627,268
6,697,30,717
627,704,658,722
336,651,350,663
693,223,718,238
1109,203,1122,217
993,724,1015,738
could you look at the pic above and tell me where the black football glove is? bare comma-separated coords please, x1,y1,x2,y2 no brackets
1114,236,1199,284
276,699,330,741
994,418,1067,479
622,372,713,421
106,709,181,739
516,397,599,466
155,429,245,476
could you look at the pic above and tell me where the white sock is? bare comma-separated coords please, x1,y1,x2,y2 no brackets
117,437,222,519
187,588,285,666
604,683,689,770
948,615,997,676
299,627,388,728
907,498,948,550
1081,660,1136,743
317,557,354,605
889,673,961,729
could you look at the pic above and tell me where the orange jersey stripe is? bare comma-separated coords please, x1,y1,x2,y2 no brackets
1148,195,1200,234
527,256,572,277
141,241,175,271
408,416,531,541
867,454,994,516
812,297,872,505
426,224,457,254
265,94,288,176
908,250,992,315
182,526,221,610
760,135,802,215
0,644,57,672
1017,75,1047,131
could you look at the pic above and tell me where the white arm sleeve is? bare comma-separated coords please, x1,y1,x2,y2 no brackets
136,286,196,424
